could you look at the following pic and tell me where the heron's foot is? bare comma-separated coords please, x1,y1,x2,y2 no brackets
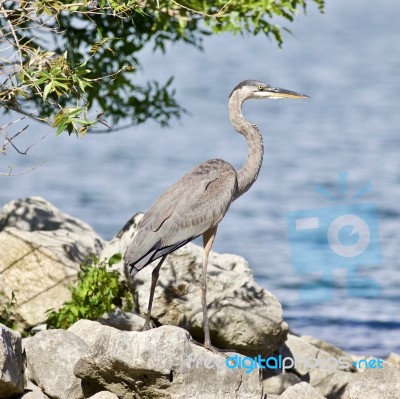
142,316,152,331
206,344,224,355
203,341,232,358
190,338,234,359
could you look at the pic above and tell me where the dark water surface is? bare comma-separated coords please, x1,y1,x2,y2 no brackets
2,0,399,356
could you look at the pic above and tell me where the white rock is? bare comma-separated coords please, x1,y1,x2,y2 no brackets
100,214,288,357
280,333,358,398
279,382,326,398
87,392,119,399
386,352,400,368
24,329,89,399
20,389,50,399
20,391,49,399
74,325,263,399
133,244,288,356
343,362,400,399
99,213,142,276
0,324,24,398
19,381,50,399
68,319,119,348
263,373,302,396
99,308,150,331
0,197,105,328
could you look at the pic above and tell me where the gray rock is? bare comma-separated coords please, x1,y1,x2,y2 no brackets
0,197,105,328
343,362,400,399
133,244,288,357
24,329,89,399
68,319,119,348
99,213,142,277
280,333,358,398
0,197,102,239
281,334,355,372
19,381,50,399
279,382,326,398
20,391,50,399
100,214,288,357
386,352,400,368
74,325,263,399
0,324,24,398
263,373,302,396
20,389,50,399
302,335,354,366
99,308,150,331
87,392,119,399
29,324,47,335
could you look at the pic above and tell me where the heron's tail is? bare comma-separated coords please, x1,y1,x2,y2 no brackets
124,230,193,276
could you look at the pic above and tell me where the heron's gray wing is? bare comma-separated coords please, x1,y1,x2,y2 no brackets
124,159,237,274
139,160,229,229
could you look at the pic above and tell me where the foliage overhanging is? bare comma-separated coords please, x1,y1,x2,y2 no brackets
0,0,324,139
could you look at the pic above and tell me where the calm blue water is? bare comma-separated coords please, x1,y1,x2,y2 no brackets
2,0,399,357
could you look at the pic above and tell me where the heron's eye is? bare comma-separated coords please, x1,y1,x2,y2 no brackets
258,85,264,91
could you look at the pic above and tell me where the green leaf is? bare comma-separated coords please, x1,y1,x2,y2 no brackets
108,253,122,266
45,255,133,329
43,82,53,101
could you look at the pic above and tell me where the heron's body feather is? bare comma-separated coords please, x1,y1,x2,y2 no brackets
124,158,237,274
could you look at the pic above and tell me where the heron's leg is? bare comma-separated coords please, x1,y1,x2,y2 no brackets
201,226,218,349
143,255,167,331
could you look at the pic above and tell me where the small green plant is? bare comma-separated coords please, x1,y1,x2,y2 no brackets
46,253,133,329
0,290,19,330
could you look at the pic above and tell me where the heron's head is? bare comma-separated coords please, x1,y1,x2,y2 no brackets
230,80,309,101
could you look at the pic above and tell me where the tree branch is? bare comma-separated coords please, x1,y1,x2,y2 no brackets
0,161,45,176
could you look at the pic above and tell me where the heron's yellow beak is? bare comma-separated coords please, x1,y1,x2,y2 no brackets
256,87,309,99
268,87,309,99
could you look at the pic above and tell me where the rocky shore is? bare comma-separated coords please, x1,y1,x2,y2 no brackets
1,197,399,399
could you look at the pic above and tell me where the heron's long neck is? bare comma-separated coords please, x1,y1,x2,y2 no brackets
229,91,264,200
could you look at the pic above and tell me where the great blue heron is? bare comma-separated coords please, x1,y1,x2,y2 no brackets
124,80,308,350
